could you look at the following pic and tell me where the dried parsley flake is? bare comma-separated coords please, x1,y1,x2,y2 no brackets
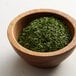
18,17,72,52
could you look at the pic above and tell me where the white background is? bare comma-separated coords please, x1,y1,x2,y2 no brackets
0,0,76,76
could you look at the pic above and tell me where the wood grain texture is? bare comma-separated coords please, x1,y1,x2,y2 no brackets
7,9,76,68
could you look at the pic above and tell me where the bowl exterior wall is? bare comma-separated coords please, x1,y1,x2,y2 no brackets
12,45,74,68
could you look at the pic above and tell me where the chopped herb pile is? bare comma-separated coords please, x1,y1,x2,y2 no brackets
18,17,72,52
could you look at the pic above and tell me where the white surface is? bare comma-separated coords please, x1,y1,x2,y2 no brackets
0,0,76,76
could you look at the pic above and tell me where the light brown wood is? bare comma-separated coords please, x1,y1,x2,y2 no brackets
7,9,76,68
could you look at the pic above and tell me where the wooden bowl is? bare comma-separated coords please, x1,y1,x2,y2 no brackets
7,9,76,68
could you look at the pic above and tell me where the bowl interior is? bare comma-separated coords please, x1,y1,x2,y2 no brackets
13,12,74,43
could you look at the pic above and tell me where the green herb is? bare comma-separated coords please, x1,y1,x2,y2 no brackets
18,17,72,52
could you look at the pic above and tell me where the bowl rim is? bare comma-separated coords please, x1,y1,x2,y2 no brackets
7,9,76,57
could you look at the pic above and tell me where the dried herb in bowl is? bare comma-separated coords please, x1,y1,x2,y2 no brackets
18,17,72,52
